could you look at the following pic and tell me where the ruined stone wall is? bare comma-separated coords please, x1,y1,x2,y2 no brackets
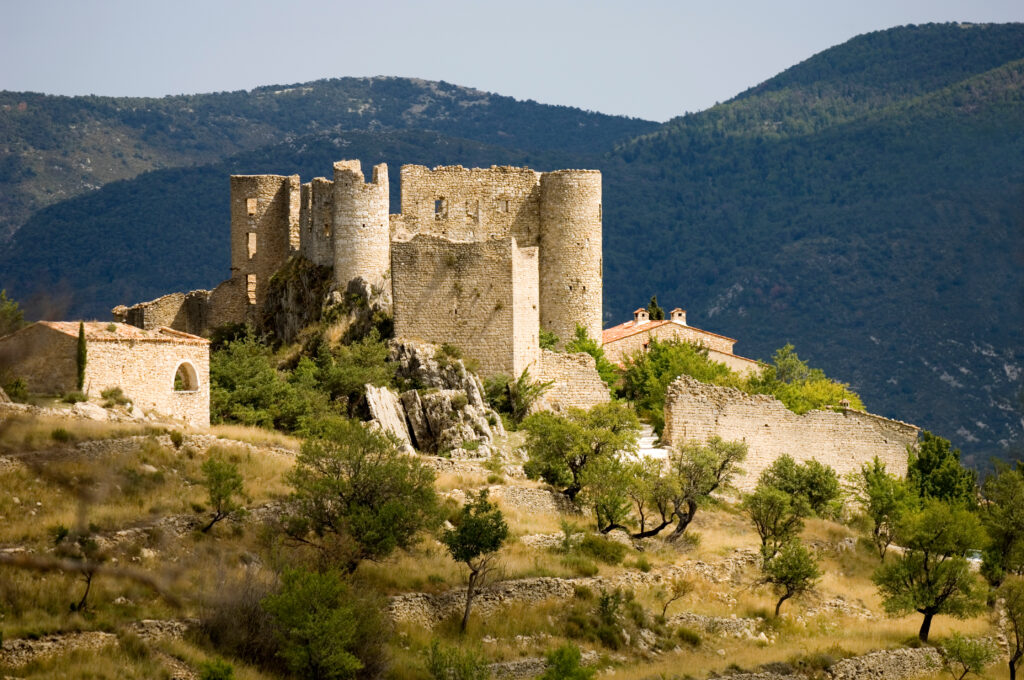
538,170,602,345
534,350,611,413
0,325,77,394
333,161,390,291
662,375,917,490
84,338,210,428
396,165,542,245
512,245,541,377
299,177,335,267
393,235,534,378
230,174,300,313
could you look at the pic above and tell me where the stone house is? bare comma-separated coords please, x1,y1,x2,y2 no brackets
0,322,209,427
602,307,760,376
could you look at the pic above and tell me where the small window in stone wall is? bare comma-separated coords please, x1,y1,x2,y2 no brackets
498,198,510,213
247,232,257,259
323,222,331,238
598,203,602,220
466,199,479,224
246,198,258,215
246,274,257,305
435,198,448,220
174,362,199,392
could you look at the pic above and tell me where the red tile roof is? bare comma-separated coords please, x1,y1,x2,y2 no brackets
37,321,208,344
601,319,738,345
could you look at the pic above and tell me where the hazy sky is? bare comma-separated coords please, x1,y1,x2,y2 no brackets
2,0,1022,122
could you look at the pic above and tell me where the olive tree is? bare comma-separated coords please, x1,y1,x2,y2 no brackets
1000,576,1024,680
662,436,747,542
856,456,915,560
442,490,509,632
743,483,809,564
761,540,821,617
872,499,987,642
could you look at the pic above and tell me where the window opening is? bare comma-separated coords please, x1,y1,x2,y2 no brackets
246,274,257,305
434,198,448,219
174,362,199,392
247,232,257,259
246,198,257,215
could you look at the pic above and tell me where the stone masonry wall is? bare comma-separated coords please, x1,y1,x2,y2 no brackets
393,235,533,378
534,350,611,413
84,338,210,428
230,174,300,312
511,244,541,377
538,170,602,346
395,165,542,245
333,161,390,291
603,322,759,376
0,325,76,394
299,177,335,267
662,375,917,490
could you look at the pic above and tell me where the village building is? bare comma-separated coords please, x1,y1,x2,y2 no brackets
602,307,760,375
0,322,210,428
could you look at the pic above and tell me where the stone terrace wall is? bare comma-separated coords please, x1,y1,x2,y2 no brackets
534,350,610,413
85,338,210,428
395,165,542,245
393,235,537,378
662,375,917,490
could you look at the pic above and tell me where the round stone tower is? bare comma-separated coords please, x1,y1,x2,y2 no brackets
332,160,391,293
539,170,602,345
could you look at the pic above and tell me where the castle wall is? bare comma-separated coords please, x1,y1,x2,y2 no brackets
393,235,535,378
0,324,77,394
539,170,602,346
230,174,301,313
512,244,541,377
396,165,542,245
299,177,335,267
333,161,390,291
534,350,611,413
84,336,210,428
662,375,918,490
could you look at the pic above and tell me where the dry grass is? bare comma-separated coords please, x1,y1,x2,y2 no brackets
0,413,163,453
208,423,301,451
0,643,169,679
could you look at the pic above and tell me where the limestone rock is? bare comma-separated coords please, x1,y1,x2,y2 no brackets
72,401,108,421
365,384,414,453
401,389,435,452
0,386,9,403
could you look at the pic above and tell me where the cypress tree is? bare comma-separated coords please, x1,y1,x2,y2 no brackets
76,322,87,391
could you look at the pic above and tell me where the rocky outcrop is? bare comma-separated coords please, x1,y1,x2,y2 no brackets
365,384,415,453
370,340,505,455
0,386,10,403
258,256,334,344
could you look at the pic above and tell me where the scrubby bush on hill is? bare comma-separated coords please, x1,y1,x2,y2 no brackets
758,454,843,519
564,325,619,388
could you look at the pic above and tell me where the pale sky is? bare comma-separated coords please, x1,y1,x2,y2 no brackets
2,0,1022,122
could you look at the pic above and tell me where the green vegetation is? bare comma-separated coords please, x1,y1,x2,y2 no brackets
484,368,552,429
872,499,987,642
646,295,664,321
284,417,439,572
621,339,862,433
760,540,821,617
856,457,914,560
1000,577,1024,680
76,321,86,392
564,325,618,388
758,454,843,519
907,431,977,506
539,643,594,680
0,289,26,337
199,453,247,533
425,640,491,680
938,633,998,680
100,386,130,408
743,484,809,564
522,402,640,501
442,490,509,632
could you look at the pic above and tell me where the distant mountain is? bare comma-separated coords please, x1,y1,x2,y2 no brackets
0,22,1021,463
0,76,658,239
601,23,1024,466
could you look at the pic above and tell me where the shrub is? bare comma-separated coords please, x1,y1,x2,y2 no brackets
578,535,627,565
634,555,652,572
3,377,28,402
677,626,701,647
561,554,599,577
424,639,491,680
539,643,595,680
200,569,280,670
62,390,87,404
759,455,842,518
169,430,185,448
51,427,73,443
198,660,235,680
101,386,130,407
451,393,469,410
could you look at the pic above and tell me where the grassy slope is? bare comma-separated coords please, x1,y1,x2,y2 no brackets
0,416,1006,679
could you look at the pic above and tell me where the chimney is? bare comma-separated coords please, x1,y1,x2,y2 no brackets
633,308,650,326
670,308,687,325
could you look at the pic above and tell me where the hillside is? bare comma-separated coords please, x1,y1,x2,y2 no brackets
0,23,1022,462
0,76,658,239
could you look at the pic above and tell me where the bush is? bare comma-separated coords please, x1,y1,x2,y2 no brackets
677,626,701,647
634,555,652,572
169,430,185,448
578,535,627,565
759,455,842,518
3,377,28,402
101,386,130,407
200,569,280,670
539,643,595,680
51,427,73,443
62,390,87,404
199,659,235,680
262,568,389,680
424,639,491,680
485,368,553,428
561,554,599,577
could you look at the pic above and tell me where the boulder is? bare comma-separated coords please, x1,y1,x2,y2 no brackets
72,401,108,421
365,384,414,453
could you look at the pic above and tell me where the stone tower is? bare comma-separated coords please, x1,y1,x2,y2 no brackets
229,174,300,312
332,160,390,292
539,169,603,345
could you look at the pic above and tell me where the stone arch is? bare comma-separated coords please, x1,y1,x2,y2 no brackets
173,361,199,392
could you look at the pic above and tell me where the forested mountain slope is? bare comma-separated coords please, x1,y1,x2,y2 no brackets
0,76,657,239
0,23,1021,462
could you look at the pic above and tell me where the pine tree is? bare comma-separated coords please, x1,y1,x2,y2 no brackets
76,322,87,392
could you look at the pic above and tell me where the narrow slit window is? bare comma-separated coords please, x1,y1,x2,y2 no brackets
323,222,331,238
246,274,257,305
499,198,510,213
434,198,447,219
247,232,257,258
246,198,257,215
